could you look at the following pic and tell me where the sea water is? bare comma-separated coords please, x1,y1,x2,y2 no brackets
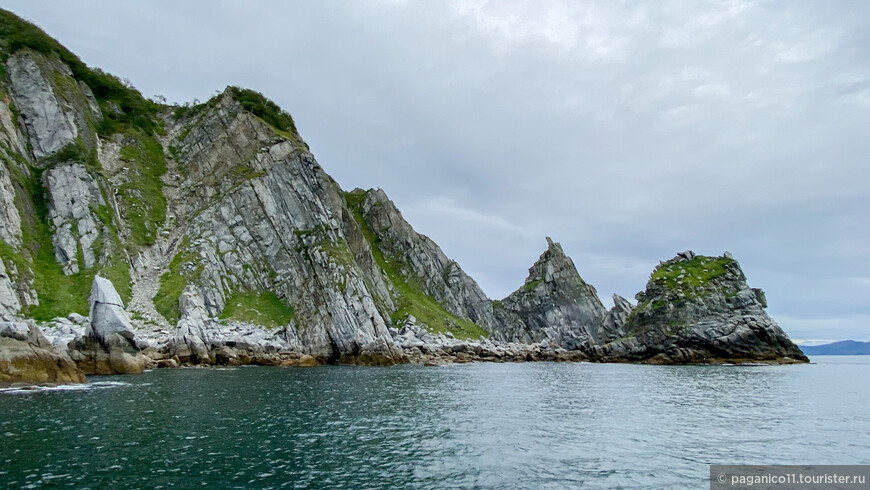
1,357,868,488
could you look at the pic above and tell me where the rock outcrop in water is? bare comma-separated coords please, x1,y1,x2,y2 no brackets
0,9,807,381
593,251,808,364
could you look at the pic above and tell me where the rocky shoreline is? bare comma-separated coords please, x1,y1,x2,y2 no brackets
2,250,809,384
32,314,804,379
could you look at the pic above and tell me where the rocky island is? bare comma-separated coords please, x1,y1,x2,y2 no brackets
0,10,807,383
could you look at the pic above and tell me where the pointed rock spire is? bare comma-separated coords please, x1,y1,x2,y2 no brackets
490,238,607,349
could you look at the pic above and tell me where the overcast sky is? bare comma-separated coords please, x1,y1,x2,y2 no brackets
6,1,868,344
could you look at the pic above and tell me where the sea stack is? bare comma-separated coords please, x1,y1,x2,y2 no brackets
596,251,808,364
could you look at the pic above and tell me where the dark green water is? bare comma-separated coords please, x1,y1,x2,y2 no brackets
2,358,869,488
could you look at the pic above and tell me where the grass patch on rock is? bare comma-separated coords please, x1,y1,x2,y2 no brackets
10,164,131,321
117,129,167,246
219,291,295,329
154,240,199,325
228,87,297,135
650,255,734,294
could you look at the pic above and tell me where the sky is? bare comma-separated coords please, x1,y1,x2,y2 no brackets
5,0,868,344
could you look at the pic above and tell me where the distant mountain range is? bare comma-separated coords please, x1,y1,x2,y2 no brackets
801,341,870,356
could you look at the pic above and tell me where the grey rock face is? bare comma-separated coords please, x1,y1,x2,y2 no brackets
359,188,497,331
6,52,79,159
78,81,103,122
492,238,607,350
160,94,401,364
71,276,145,374
598,252,808,363
169,286,212,363
88,275,137,346
44,163,105,274
0,155,23,249
0,258,23,322
0,98,29,158
599,294,633,342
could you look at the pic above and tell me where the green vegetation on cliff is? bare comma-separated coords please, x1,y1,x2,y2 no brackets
0,9,162,136
220,291,295,329
345,190,488,340
226,87,307,150
39,139,98,169
649,255,734,294
228,87,298,135
118,130,167,246
0,148,130,321
154,241,198,324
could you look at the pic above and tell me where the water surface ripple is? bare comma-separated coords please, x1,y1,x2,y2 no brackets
1,357,868,488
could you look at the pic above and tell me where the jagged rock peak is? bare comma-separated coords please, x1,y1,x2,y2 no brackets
612,294,633,312
351,187,497,334
490,238,607,349
599,294,634,343
525,237,589,287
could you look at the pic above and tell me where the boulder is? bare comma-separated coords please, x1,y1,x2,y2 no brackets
168,286,212,364
70,276,145,374
0,321,85,383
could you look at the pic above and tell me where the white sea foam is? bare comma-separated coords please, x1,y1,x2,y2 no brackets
0,380,131,395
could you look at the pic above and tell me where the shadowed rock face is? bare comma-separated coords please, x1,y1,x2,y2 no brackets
599,294,633,343
491,238,608,350
595,251,808,364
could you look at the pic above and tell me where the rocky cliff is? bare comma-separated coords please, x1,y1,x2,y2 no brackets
0,10,806,381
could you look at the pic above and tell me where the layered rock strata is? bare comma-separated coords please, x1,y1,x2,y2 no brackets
492,238,607,350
